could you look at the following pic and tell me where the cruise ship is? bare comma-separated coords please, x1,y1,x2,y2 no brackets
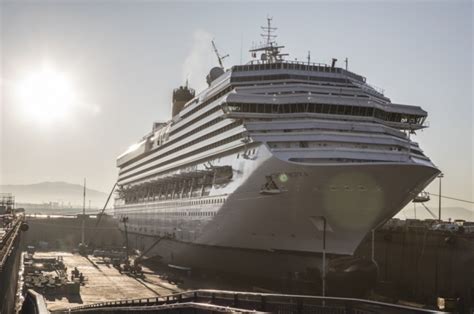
114,19,439,279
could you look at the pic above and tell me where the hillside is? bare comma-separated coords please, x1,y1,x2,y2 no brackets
397,206,474,221
0,181,108,208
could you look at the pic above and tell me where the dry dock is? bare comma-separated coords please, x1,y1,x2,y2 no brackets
22,214,474,312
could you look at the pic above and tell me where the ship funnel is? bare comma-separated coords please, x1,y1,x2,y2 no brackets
172,84,195,117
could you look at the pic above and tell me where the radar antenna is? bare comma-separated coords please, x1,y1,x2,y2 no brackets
249,17,288,63
261,16,277,47
211,40,229,69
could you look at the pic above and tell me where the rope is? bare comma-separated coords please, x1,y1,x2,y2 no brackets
429,193,474,204
420,202,437,219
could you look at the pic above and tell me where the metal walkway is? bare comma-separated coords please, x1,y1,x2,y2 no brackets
0,214,25,314
53,289,446,314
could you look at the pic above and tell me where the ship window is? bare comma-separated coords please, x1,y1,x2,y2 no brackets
121,120,242,176
321,104,329,113
179,86,233,121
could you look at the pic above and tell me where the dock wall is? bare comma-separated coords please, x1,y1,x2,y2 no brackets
0,216,24,314
356,228,474,310
24,215,122,250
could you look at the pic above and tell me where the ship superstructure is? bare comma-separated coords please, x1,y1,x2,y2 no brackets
114,19,439,277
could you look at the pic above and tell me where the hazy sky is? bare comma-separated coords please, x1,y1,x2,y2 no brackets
0,1,472,213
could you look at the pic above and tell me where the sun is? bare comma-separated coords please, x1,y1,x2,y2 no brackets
16,64,76,124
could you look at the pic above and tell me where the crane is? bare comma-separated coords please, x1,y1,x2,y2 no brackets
211,40,229,69
86,182,117,248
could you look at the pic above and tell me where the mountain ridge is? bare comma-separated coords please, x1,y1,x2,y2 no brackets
0,181,108,207
397,206,474,221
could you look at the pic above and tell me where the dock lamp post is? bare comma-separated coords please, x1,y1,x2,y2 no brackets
438,173,444,221
311,216,327,300
81,178,86,246
310,215,328,303
321,217,327,301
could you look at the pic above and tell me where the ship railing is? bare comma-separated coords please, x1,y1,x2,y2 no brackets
247,59,328,68
365,82,385,95
235,60,366,83
59,289,447,313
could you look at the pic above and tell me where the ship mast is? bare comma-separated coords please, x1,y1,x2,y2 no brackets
249,17,288,63
262,16,277,47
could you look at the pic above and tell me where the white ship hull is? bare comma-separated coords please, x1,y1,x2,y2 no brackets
203,154,438,255
125,235,323,279
115,144,439,276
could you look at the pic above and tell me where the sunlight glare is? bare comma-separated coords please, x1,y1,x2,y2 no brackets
16,64,76,124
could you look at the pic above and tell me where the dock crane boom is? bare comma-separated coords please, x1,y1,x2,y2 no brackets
86,182,117,248
211,40,229,69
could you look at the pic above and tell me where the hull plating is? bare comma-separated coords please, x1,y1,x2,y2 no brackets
115,144,439,274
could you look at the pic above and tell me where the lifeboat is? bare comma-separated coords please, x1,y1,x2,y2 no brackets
413,191,430,203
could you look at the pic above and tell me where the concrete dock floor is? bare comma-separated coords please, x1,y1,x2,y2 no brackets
33,252,182,311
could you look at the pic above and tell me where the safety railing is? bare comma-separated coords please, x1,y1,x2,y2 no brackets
0,215,23,272
233,61,366,83
60,289,446,313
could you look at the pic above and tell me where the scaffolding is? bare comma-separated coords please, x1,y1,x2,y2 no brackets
0,193,15,214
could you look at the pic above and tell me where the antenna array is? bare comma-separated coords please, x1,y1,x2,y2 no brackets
249,17,288,63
